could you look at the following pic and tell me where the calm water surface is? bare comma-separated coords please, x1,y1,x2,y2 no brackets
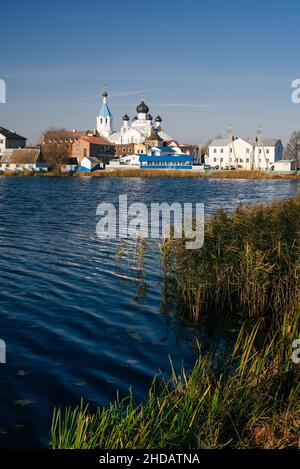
0,176,298,447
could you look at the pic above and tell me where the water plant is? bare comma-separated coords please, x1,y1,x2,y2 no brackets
161,195,300,329
51,313,300,449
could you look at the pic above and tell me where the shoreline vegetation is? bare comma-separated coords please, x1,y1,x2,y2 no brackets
50,196,300,449
0,168,300,179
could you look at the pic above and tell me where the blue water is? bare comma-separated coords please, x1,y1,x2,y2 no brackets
0,176,298,447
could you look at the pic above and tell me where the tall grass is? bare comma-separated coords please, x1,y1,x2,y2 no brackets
161,196,300,328
74,168,300,179
51,315,300,449
50,196,300,449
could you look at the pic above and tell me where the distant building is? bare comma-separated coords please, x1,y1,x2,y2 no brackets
140,146,193,169
140,154,194,169
0,127,27,156
274,159,297,173
42,129,88,155
0,148,47,172
207,137,283,170
114,142,147,158
96,90,173,144
61,157,78,173
147,146,176,157
72,135,115,164
77,156,104,172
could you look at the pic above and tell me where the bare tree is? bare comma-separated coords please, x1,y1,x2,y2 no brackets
41,142,69,175
284,131,300,168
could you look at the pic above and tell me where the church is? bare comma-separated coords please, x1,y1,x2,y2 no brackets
96,90,172,145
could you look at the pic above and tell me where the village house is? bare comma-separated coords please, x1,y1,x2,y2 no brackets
0,148,48,172
0,127,27,156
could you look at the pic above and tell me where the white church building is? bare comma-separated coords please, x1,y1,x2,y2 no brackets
96,90,172,144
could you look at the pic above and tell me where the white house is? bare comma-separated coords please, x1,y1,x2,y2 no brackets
77,156,104,172
0,149,48,172
274,159,297,173
0,127,27,156
208,137,283,170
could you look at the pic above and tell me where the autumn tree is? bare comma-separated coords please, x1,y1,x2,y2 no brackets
284,131,300,167
41,142,69,175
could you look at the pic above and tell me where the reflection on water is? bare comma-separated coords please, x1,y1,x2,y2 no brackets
0,176,298,447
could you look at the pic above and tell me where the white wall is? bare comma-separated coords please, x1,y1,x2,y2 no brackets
0,135,6,155
208,138,282,170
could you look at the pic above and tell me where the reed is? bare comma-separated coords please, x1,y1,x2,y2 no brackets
50,196,300,449
161,195,300,329
74,168,300,179
50,315,300,449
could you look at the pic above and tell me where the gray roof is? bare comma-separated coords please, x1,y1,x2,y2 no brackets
247,138,282,147
210,137,282,148
209,139,228,146
0,126,27,140
275,159,295,163
1,148,40,164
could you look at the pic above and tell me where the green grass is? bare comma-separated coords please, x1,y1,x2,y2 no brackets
50,196,300,449
160,195,300,329
51,315,300,449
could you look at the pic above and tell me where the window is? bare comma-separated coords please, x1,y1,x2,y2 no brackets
230,148,233,153
213,149,217,153
266,149,269,154
220,148,224,153
246,148,250,153
246,158,249,163
259,149,262,154
213,157,217,162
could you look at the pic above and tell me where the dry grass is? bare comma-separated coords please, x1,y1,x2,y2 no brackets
74,168,300,179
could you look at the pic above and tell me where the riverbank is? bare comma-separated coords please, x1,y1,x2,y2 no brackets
0,168,299,179
50,195,300,449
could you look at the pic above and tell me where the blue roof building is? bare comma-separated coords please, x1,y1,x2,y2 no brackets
140,153,194,170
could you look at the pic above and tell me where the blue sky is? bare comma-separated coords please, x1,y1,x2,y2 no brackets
1,0,300,144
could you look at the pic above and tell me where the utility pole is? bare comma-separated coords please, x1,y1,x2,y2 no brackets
256,126,268,171
227,125,237,169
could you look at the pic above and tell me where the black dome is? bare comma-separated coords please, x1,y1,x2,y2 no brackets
155,115,162,122
122,114,130,121
136,100,149,114
146,113,153,120
102,90,108,98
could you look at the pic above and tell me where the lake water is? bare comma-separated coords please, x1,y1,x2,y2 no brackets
0,176,298,447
